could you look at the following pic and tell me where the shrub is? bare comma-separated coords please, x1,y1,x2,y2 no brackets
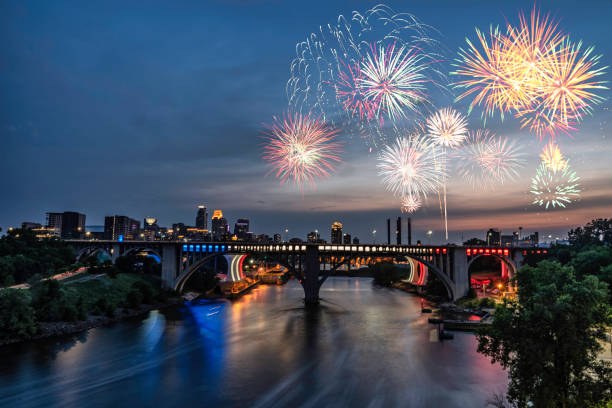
0,289,38,340
370,263,405,286
131,281,154,304
126,290,143,309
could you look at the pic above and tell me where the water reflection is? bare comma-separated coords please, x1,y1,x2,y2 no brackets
0,278,507,407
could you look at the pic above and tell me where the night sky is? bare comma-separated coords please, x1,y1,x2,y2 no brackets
1,0,611,244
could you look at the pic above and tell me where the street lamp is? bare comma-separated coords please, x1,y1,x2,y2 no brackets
372,229,376,243
426,230,433,245
284,228,289,242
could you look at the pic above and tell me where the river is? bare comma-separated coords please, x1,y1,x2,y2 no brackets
0,278,507,407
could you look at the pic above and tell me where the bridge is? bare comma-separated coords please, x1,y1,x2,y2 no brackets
68,240,535,304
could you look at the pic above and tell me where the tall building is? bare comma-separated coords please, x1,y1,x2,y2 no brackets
46,211,86,239
352,237,360,244
143,217,159,241
104,215,140,241
234,218,249,240
486,228,501,246
196,205,208,229
396,217,402,245
307,230,320,243
331,221,343,244
343,233,352,245
386,218,391,245
211,210,228,241
501,235,514,247
46,212,63,236
273,233,282,244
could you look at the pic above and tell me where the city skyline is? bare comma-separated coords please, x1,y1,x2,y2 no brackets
15,203,551,246
1,0,610,244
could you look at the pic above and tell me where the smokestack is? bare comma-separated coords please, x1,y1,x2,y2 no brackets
396,216,402,245
386,218,391,245
408,217,412,246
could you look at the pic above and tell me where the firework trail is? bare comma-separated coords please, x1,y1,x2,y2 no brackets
262,113,342,191
454,130,525,188
377,135,446,199
530,162,580,209
452,7,607,139
426,107,468,239
287,4,448,149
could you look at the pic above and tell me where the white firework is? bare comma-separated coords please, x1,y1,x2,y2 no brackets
359,43,429,122
530,162,581,209
401,194,422,213
377,135,446,198
426,108,468,148
454,130,525,188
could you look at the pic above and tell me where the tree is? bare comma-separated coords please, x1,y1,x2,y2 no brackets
0,289,38,340
477,261,611,407
115,254,137,274
370,262,405,286
463,237,486,246
568,218,612,247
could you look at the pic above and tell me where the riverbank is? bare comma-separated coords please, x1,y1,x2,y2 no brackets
0,298,182,347
389,280,494,330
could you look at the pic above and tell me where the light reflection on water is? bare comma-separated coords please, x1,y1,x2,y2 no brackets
0,278,507,407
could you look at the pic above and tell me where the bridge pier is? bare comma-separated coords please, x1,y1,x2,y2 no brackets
301,245,321,306
161,245,178,289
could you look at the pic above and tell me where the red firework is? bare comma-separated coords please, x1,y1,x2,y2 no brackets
262,112,343,191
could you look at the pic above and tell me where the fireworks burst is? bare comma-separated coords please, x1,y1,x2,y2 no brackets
539,142,567,172
377,135,446,198
262,113,342,191
335,61,377,121
453,7,607,139
401,194,422,213
426,108,469,148
454,130,525,187
359,43,429,123
530,162,580,209
287,4,447,149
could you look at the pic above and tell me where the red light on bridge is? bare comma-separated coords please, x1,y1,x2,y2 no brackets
543,250,547,254
536,250,541,254
504,249,509,256
442,248,447,254
435,248,440,254
485,249,490,254
479,249,484,254
466,249,471,255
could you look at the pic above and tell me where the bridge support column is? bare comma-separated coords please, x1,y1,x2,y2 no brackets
302,245,321,306
451,249,469,301
161,245,178,289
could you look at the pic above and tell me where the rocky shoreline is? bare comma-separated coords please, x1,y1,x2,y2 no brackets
0,298,183,347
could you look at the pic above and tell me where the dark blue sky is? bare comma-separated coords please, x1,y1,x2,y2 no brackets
2,0,611,244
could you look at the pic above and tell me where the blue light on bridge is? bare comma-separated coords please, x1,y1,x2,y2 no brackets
183,244,188,252
208,245,213,252
221,245,226,252
214,245,219,252
189,244,194,252
196,245,201,252
118,235,124,242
